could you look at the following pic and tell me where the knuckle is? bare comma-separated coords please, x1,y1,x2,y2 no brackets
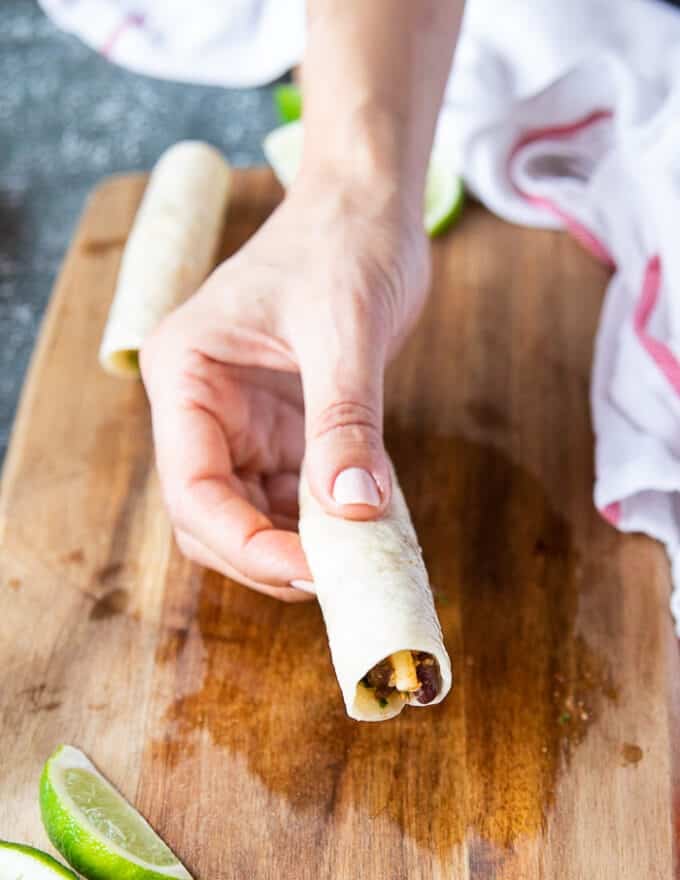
312,400,382,446
174,349,224,413
140,312,204,385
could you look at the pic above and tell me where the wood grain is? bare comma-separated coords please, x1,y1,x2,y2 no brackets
1,169,678,879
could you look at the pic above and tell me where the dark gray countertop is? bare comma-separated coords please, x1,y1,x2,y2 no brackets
0,0,278,462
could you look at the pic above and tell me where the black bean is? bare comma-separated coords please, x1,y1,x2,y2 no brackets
365,657,396,703
365,658,392,690
415,659,441,704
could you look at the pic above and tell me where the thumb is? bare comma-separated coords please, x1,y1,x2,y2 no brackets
297,321,392,520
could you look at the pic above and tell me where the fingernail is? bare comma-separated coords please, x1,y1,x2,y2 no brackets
290,579,316,594
332,467,381,507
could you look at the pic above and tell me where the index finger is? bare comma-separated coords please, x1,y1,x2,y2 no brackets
144,359,313,593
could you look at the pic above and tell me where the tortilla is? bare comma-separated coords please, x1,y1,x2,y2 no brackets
98,140,231,377
299,462,452,721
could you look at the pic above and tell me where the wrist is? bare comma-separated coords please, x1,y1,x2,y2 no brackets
296,106,424,232
291,163,422,246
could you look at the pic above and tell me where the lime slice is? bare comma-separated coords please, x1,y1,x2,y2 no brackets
262,120,304,189
39,745,192,880
262,121,465,237
424,151,465,237
273,83,302,123
0,841,78,879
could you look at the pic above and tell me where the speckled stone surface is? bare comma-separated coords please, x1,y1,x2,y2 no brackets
0,0,280,462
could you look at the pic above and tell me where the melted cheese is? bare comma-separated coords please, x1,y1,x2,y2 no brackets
390,650,419,693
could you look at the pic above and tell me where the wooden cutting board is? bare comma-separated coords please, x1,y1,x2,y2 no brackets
1,169,679,880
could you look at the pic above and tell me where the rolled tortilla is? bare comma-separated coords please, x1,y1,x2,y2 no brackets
98,140,231,377
299,462,452,721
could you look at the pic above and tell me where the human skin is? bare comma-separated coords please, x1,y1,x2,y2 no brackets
140,0,465,601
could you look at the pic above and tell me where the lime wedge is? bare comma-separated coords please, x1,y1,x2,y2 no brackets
262,120,304,189
0,841,78,879
39,745,192,880
424,150,465,237
273,83,302,123
262,121,465,237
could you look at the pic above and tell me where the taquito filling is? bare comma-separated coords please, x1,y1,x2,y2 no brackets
361,650,442,706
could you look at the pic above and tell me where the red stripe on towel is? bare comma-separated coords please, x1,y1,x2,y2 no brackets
510,118,680,396
508,110,615,267
600,502,622,526
507,110,614,269
508,112,680,531
633,255,680,395
101,12,145,58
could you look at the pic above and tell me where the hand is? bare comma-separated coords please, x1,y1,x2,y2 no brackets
141,171,430,601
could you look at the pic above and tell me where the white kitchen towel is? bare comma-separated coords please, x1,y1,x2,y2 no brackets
37,0,306,87
40,0,680,632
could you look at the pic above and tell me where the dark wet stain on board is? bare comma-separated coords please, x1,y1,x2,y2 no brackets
35,700,62,713
19,683,62,713
150,431,619,855
465,399,511,433
621,743,643,767
552,637,617,757
89,588,130,620
96,562,124,583
81,236,128,255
